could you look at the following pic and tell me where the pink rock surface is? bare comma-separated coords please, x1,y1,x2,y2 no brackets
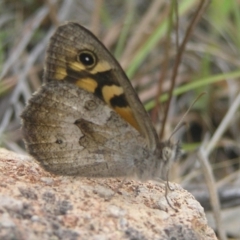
0,148,217,240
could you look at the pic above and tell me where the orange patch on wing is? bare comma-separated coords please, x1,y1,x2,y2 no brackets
114,106,140,132
54,67,67,80
102,85,140,132
75,80,140,132
76,78,98,93
102,85,123,105
92,61,111,73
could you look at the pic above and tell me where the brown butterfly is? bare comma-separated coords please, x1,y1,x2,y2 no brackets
21,22,180,181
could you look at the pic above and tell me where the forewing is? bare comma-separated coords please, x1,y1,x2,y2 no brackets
44,22,159,151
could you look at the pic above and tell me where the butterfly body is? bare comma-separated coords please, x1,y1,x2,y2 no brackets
21,22,180,182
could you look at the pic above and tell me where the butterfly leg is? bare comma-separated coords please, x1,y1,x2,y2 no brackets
155,177,178,211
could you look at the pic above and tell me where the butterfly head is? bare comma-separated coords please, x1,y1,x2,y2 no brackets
152,140,181,181
135,139,181,182
162,140,180,163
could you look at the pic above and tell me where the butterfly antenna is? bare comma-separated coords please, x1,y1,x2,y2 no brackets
169,92,206,141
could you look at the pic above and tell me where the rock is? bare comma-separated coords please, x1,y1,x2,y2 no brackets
0,148,217,240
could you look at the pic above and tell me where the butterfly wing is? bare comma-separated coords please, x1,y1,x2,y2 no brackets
44,22,159,151
21,82,154,178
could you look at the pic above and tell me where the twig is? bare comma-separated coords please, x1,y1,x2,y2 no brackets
198,142,227,240
151,2,172,126
160,0,209,139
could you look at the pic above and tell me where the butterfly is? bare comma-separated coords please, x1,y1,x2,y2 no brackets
21,22,180,182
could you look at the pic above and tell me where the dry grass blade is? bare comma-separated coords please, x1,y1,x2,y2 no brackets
0,6,49,79
90,0,103,35
198,142,227,240
120,0,165,66
160,0,210,139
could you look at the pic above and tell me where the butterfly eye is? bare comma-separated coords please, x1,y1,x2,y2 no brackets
162,147,172,162
77,50,97,68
